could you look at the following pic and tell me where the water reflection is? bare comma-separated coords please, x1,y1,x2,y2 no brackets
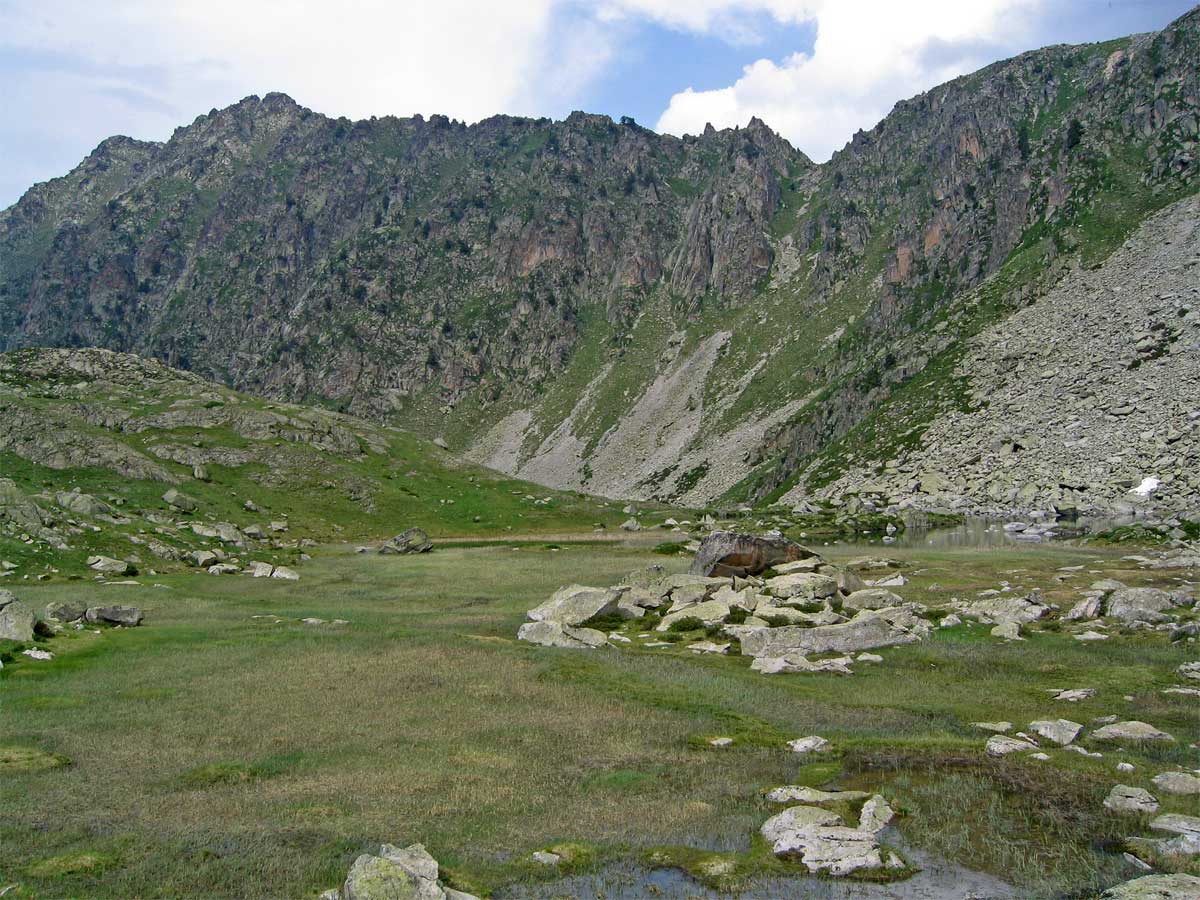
822,516,1130,552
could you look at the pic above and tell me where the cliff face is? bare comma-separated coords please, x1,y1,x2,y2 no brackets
1,101,801,406
2,7,1198,512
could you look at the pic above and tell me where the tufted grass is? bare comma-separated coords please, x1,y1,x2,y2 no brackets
0,539,1196,898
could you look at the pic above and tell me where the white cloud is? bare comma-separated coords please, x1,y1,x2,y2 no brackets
0,0,575,206
635,0,1042,159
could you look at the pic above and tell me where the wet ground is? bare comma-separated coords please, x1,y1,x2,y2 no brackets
501,836,1019,899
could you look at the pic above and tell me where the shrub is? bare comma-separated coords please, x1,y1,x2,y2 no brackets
667,616,705,633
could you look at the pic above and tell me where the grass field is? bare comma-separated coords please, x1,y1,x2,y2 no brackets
2,538,1198,899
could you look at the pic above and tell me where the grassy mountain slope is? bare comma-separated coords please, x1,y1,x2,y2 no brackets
0,348,666,580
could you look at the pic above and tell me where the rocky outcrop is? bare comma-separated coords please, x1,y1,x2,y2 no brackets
518,536,929,664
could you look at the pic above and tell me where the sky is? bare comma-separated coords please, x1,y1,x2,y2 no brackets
0,0,1195,210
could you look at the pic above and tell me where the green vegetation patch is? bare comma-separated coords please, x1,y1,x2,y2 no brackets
0,745,72,774
27,851,120,878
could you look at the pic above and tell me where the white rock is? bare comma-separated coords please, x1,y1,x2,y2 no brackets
1092,721,1175,742
1029,719,1083,746
1104,784,1159,814
787,736,831,754
986,735,1038,757
1152,771,1200,795
858,795,895,832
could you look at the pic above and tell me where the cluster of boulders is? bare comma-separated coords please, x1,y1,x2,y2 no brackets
982,716,1177,760
518,532,932,666
761,788,903,875
975,700,1200,873
0,589,143,654
319,842,477,900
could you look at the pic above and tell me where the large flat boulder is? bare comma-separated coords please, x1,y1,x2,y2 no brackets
517,620,607,649
656,599,730,631
842,589,904,611
735,610,921,658
527,584,625,626
1107,587,1176,623
1100,875,1200,899
765,573,839,602
690,531,815,577
86,555,136,576
1091,721,1175,742
959,593,1050,624
84,605,144,627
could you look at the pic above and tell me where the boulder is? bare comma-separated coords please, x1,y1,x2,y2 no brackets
1152,772,1200,795
751,654,854,675
56,490,111,517
517,620,607,649
657,599,730,631
773,559,823,575
858,795,895,833
270,566,300,581
991,621,1022,640
736,610,921,658
765,573,839,602
44,600,88,623
0,591,35,641
1065,595,1103,621
1107,587,1176,623
761,805,842,843
84,605,143,626
786,735,831,754
527,585,624,627
765,787,870,805
207,563,241,575
86,555,136,576
189,550,219,568
249,562,275,578
329,841,477,900
760,807,889,875
841,589,904,611
1029,719,1083,745
986,735,1038,756
690,531,815,577
1103,784,1159,814
162,488,198,512
1091,721,1175,743
834,567,867,594
961,592,1050,624
1099,875,1200,899
379,528,433,555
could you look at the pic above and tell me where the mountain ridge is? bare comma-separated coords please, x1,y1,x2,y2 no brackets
2,5,1198,514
